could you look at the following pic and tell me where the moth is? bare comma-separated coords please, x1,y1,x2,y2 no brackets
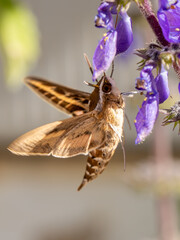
8,75,125,190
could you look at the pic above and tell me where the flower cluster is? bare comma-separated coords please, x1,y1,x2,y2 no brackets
134,0,180,143
92,0,180,143
93,1,133,80
134,64,169,143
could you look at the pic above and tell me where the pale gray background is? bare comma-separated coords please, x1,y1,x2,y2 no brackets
0,1,180,240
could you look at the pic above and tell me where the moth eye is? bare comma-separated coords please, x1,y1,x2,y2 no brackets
102,82,112,93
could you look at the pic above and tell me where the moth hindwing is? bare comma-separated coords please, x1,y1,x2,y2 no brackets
8,76,125,190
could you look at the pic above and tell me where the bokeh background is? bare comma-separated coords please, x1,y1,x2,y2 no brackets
0,0,180,240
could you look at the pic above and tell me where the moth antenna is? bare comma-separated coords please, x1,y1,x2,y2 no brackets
84,53,93,75
121,91,139,97
83,81,99,88
125,113,131,130
110,60,114,78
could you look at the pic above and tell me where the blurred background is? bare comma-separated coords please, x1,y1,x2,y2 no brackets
0,0,180,239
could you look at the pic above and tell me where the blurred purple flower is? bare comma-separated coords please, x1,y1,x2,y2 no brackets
135,93,159,144
157,0,180,43
155,65,169,103
135,64,169,143
93,2,133,80
178,82,180,94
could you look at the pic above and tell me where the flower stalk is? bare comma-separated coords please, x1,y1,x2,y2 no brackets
135,0,169,46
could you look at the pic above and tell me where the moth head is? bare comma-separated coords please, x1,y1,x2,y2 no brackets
101,75,121,96
97,75,124,108
89,75,123,111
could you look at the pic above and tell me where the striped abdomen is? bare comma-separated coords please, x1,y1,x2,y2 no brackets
77,133,119,191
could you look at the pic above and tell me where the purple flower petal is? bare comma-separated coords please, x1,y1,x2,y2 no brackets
110,5,117,14
178,82,180,94
116,10,133,55
156,66,169,103
93,31,117,80
95,2,114,30
135,94,159,144
159,0,177,9
157,1,180,43
136,64,155,92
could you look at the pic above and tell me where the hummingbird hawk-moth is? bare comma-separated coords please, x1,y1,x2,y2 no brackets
8,75,125,190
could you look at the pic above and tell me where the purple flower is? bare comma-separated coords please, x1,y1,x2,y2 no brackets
135,64,169,143
178,82,180,94
116,11,133,55
135,64,155,92
93,2,133,80
135,94,159,144
157,0,180,43
93,31,117,79
155,65,169,103
94,2,114,30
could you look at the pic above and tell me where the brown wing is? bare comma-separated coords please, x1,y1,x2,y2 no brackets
8,111,106,157
24,76,90,116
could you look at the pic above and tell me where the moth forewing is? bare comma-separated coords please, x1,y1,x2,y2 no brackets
24,77,90,116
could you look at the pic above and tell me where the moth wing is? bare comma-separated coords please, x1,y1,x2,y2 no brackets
52,114,105,157
25,76,90,116
8,121,62,156
8,111,106,157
